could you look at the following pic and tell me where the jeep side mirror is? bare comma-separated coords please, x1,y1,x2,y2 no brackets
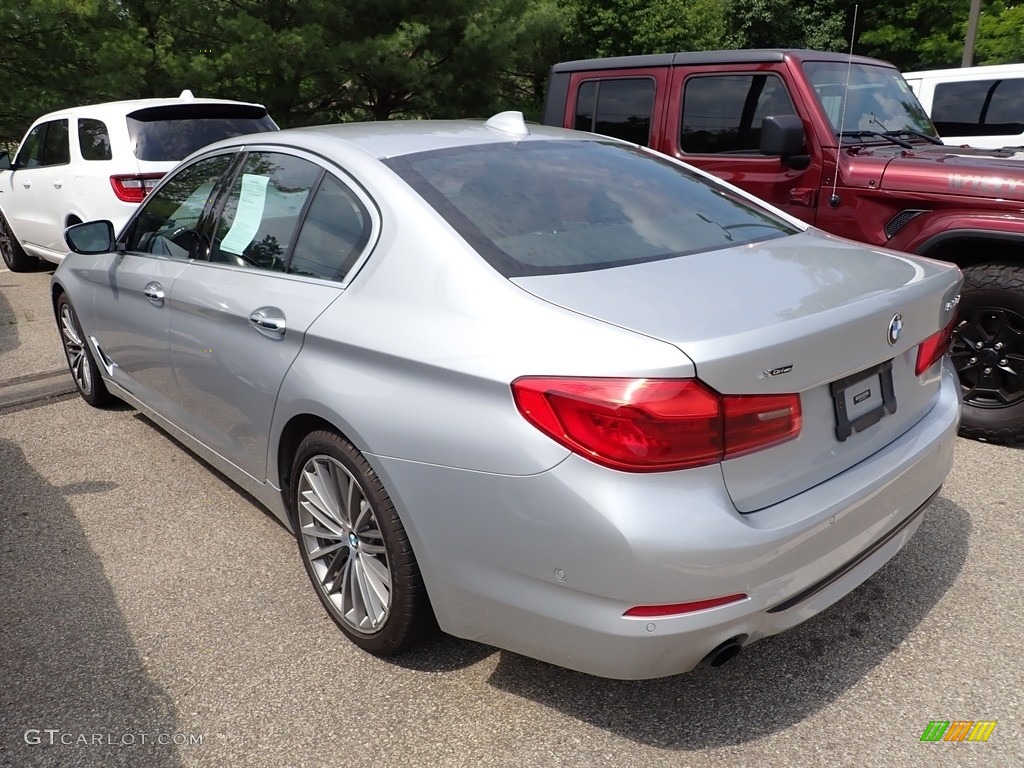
761,115,811,170
65,220,116,254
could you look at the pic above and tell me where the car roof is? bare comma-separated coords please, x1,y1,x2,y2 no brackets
204,113,605,160
33,91,269,121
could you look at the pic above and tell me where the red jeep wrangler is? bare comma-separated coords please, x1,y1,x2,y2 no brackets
543,49,1024,443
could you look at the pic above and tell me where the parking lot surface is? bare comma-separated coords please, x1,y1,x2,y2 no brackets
1,266,1022,767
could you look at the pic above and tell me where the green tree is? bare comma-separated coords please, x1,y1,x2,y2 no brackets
858,0,971,70
562,0,729,59
974,1,1024,64
727,0,847,51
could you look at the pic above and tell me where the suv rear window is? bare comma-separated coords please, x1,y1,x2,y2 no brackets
127,104,278,161
387,140,797,277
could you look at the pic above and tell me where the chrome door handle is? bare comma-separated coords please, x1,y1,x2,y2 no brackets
143,281,165,305
249,307,287,338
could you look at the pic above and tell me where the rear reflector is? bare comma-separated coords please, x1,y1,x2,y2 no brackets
915,315,957,376
511,377,801,472
109,173,164,203
624,593,748,617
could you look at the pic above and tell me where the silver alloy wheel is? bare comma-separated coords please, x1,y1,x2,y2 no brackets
60,303,93,395
297,455,391,635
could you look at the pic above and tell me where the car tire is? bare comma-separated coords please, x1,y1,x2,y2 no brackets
57,293,114,407
290,429,433,655
0,210,40,272
951,263,1024,444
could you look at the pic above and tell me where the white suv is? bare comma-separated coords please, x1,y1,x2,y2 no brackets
904,63,1024,149
0,91,277,271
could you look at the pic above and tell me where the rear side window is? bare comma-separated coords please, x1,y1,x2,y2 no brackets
574,79,655,146
79,118,112,161
289,174,371,282
680,75,795,154
127,104,278,161
388,140,797,277
41,120,70,165
931,78,1024,138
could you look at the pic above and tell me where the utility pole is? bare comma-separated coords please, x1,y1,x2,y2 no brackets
962,0,983,66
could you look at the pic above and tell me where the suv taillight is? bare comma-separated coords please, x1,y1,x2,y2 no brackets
511,377,801,472
109,173,164,203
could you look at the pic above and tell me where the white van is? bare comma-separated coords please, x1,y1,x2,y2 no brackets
904,63,1024,149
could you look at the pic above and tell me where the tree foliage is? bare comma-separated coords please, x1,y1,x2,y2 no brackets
1,0,1021,146
562,0,728,59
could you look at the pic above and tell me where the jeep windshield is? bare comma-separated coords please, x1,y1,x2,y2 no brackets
804,61,939,145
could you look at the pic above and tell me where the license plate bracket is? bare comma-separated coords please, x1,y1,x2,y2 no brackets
830,360,897,442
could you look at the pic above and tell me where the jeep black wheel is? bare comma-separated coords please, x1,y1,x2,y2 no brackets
950,263,1024,444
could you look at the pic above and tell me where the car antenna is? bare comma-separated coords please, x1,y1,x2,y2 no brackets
830,3,859,208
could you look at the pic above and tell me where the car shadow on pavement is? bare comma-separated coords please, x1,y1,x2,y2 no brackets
484,495,971,749
0,437,185,768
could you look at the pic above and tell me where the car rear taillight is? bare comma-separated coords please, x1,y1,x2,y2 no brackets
511,377,801,472
109,173,164,203
915,316,957,376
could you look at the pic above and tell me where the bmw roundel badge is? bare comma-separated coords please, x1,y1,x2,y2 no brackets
887,313,903,346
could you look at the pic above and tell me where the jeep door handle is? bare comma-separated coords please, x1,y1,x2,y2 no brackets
143,281,165,306
53,180,63,189
249,307,287,338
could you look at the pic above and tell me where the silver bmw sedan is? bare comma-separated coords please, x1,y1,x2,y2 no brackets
51,112,962,680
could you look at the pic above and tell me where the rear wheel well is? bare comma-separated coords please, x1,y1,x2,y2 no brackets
277,414,346,521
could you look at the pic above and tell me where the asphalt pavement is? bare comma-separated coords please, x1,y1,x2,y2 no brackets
1,264,1022,768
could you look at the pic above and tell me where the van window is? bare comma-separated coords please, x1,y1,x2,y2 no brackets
573,79,655,146
680,75,795,154
931,79,1024,138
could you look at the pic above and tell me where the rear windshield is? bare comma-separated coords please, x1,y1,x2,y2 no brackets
386,140,797,277
127,104,278,161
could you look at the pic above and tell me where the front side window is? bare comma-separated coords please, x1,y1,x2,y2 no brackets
388,140,798,277
16,120,72,168
79,118,113,161
574,78,655,146
208,152,322,272
123,154,236,260
931,78,1024,137
680,75,796,154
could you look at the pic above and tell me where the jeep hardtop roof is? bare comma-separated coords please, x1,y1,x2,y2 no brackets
549,49,894,74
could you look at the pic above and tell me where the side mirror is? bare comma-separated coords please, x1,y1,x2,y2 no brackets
65,220,116,254
0,151,11,171
761,115,811,170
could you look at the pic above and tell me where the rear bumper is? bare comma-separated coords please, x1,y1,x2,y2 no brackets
372,362,961,679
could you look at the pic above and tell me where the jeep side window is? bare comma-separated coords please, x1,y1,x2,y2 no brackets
680,75,796,154
573,78,655,146
932,78,1024,138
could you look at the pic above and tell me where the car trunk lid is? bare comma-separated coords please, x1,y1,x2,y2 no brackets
512,230,961,512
